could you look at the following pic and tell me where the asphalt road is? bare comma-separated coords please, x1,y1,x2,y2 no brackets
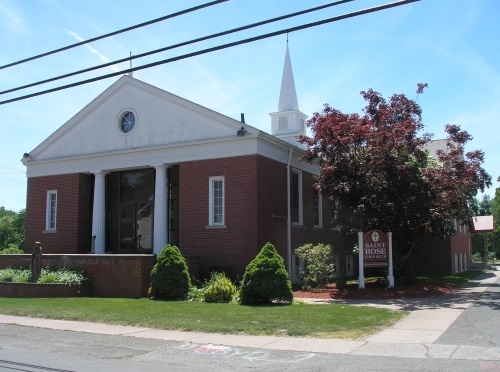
0,323,494,372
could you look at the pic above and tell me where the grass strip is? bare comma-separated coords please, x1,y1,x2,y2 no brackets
0,298,404,339
418,269,486,286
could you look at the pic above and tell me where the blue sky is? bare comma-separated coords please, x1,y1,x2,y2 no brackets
0,0,498,211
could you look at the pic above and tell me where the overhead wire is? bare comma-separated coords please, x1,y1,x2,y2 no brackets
0,0,354,96
0,0,229,71
0,0,420,106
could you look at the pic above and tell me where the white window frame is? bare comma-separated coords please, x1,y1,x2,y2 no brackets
313,181,323,228
291,169,303,225
45,190,57,231
209,176,225,226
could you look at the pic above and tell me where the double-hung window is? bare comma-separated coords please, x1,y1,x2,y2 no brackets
209,176,224,226
291,170,302,225
313,181,322,228
45,190,57,231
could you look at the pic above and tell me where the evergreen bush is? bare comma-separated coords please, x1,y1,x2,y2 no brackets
203,271,237,303
149,244,191,300
240,242,293,305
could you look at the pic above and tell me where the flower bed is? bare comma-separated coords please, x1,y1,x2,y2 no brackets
294,279,456,300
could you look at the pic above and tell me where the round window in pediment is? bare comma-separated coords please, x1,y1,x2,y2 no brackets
119,111,136,133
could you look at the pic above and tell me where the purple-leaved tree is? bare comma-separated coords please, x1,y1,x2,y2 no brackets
299,85,491,283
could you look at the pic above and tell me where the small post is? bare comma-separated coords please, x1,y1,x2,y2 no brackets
483,233,488,265
31,242,42,282
388,232,394,288
358,231,365,289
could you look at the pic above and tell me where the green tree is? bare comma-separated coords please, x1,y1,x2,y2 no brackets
240,242,293,305
0,207,25,250
149,245,191,300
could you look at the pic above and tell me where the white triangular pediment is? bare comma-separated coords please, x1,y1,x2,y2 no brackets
30,75,247,161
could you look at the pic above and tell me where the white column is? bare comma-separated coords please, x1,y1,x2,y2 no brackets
358,231,365,289
91,171,108,254
388,232,394,288
153,164,169,255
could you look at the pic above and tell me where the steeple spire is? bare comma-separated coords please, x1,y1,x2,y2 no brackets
269,42,308,149
278,43,299,112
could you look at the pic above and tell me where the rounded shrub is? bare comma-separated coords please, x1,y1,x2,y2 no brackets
295,243,335,289
240,242,294,305
149,244,191,300
203,272,237,303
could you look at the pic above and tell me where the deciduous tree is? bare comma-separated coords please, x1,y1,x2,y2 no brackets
299,85,491,279
0,207,25,251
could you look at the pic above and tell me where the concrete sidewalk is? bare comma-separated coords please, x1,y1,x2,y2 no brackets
1,269,499,361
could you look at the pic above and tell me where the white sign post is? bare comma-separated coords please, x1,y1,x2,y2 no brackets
358,231,365,289
388,232,394,288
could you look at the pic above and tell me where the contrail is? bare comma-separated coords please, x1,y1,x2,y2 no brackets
65,29,121,73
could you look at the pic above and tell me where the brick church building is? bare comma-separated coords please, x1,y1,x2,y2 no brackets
21,44,470,289
22,45,341,281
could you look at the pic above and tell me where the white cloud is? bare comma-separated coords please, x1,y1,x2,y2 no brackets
64,29,121,73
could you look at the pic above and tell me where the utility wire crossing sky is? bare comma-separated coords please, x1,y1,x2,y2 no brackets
0,0,498,212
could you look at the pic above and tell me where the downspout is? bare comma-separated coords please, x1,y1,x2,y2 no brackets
286,147,293,279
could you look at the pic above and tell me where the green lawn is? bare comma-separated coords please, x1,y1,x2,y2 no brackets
347,269,486,286
418,269,486,286
0,297,404,339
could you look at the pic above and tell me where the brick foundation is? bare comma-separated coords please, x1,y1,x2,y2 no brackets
0,254,199,298
0,282,88,298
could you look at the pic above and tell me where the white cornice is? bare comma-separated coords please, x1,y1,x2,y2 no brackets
25,131,318,178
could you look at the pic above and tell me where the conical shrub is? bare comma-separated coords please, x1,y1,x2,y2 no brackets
149,244,191,300
240,242,293,305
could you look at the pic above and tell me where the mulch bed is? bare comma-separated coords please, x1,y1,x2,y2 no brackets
293,279,457,300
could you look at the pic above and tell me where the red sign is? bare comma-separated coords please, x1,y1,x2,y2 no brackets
363,230,388,267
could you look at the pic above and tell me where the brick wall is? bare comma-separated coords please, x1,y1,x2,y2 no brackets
0,254,199,298
413,236,452,276
178,154,340,279
25,174,92,254
413,228,472,277
450,227,471,271
256,155,288,258
0,282,87,298
179,155,259,278
290,170,337,251
0,254,153,298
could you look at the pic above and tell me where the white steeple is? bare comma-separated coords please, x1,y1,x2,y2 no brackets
270,42,307,149
278,43,299,112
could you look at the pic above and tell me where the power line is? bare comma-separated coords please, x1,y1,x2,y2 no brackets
0,0,229,71
0,0,420,106
0,0,354,96
0,164,24,173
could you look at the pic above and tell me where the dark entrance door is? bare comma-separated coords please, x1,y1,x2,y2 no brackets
108,169,154,253
119,201,153,252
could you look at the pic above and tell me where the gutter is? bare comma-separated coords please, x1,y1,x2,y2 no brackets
286,147,293,279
